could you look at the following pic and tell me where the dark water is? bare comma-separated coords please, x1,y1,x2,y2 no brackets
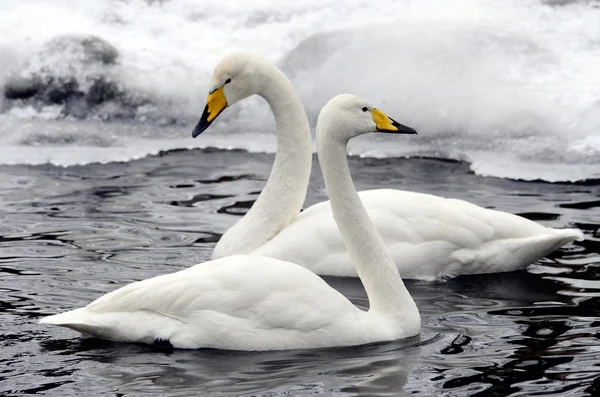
1,148,599,397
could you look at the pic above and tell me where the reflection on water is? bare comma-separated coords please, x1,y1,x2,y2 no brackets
1,149,599,396
36,337,425,396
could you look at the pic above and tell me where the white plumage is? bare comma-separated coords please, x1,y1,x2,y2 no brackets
254,189,583,279
195,52,583,279
40,95,422,350
41,256,408,350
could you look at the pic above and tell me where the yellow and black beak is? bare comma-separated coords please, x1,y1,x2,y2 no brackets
372,108,417,135
192,86,228,138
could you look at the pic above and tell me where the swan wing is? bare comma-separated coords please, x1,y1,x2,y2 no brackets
41,255,363,350
254,189,582,278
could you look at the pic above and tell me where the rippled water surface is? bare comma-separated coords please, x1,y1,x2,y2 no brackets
1,149,599,396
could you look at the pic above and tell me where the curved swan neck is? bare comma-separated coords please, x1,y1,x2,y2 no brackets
213,61,312,258
317,131,416,314
258,65,312,165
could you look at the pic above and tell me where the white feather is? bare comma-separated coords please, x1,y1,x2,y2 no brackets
41,256,409,350
254,189,583,279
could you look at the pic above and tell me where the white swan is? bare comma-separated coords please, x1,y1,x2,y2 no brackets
192,52,583,279
40,95,420,350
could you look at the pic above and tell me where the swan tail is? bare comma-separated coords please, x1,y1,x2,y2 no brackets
40,308,186,345
453,227,584,275
507,228,584,269
40,309,105,336
553,228,584,243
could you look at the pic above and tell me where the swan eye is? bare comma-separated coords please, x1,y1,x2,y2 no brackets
225,78,232,84
362,107,368,112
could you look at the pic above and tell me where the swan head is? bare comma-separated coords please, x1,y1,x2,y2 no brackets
316,94,417,144
192,52,267,137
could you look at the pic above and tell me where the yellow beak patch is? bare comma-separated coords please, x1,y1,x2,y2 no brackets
206,86,228,122
372,108,398,132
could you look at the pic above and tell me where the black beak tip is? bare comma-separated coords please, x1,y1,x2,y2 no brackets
405,126,418,135
191,123,207,138
191,105,211,138
390,118,418,135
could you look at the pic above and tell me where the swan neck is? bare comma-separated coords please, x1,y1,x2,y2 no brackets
213,63,312,258
317,134,415,314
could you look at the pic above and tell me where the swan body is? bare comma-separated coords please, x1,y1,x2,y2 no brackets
41,95,421,350
193,52,583,279
41,255,413,350
254,189,583,279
